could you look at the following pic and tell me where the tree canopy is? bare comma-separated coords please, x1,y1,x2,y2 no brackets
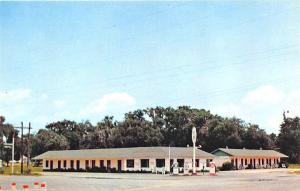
1,106,299,163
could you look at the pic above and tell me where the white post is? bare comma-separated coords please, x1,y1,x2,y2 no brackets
168,146,171,172
193,142,196,174
11,136,14,174
192,127,197,175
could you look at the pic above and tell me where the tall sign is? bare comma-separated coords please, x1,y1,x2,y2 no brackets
192,127,197,174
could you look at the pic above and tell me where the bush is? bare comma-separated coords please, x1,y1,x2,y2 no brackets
121,170,152,173
88,166,107,173
24,169,31,175
220,162,234,171
245,164,253,169
279,162,289,168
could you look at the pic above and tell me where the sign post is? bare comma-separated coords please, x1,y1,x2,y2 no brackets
192,127,197,175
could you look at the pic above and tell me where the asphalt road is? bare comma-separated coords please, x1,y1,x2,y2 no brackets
0,169,299,191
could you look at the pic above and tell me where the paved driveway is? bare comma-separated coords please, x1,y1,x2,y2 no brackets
0,169,299,191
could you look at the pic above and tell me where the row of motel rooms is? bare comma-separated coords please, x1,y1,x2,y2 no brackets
44,158,212,172
35,147,288,172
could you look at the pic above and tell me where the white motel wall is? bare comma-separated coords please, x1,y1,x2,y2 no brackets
41,158,211,172
34,147,288,172
35,147,215,173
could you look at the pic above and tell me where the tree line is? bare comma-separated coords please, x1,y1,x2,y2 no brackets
1,106,299,164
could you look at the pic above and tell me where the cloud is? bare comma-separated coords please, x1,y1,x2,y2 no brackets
284,89,300,118
242,85,284,107
0,89,31,103
211,85,300,133
79,92,136,117
53,100,66,109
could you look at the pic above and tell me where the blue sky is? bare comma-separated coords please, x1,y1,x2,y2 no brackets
0,1,300,133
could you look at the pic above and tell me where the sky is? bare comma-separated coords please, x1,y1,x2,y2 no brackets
0,1,300,134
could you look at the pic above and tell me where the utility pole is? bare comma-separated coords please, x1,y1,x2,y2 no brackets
27,122,31,170
12,131,15,174
14,122,31,174
21,122,24,174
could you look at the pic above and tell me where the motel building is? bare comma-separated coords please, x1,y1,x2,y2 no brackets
34,147,215,173
211,147,288,170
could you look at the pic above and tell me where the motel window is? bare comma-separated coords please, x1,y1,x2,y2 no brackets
85,160,89,168
100,160,104,167
156,159,165,168
63,160,67,168
245,159,248,165
126,159,134,168
92,160,96,168
70,160,74,169
45,160,49,168
177,159,184,167
141,159,149,168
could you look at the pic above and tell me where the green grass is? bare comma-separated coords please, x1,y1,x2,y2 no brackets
288,164,300,169
1,164,42,176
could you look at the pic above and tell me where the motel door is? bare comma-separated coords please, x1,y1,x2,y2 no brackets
50,160,53,170
235,159,238,170
77,160,80,170
170,159,174,173
58,160,61,170
117,160,122,172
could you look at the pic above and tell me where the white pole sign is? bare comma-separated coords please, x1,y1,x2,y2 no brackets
192,127,197,174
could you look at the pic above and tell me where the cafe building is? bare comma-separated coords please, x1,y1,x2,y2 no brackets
211,147,288,169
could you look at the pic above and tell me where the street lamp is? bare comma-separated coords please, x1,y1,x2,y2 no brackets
3,134,14,174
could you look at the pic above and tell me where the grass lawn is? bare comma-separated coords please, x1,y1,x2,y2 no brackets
288,164,300,169
288,164,300,174
1,163,42,175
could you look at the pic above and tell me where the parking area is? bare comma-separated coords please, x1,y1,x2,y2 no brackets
0,169,299,191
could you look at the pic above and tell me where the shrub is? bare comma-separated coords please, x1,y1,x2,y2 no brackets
245,164,253,169
220,162,234,171
24,169,31,175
